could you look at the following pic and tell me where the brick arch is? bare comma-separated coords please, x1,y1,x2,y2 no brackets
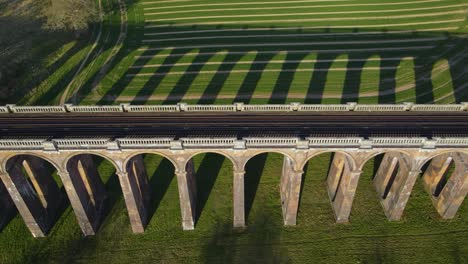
356,149,413,171
63,152,121,173
242,150,298,171
1,153,61,174
301,150,358,172
185,150,239,171
417,150,468,171
123,151,178,172
1,153,65,237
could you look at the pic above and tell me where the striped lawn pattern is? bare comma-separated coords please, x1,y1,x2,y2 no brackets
82,0,468,104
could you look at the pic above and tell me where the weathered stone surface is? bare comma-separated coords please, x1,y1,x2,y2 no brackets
1,155,63,237
119,155,151,233
64,154,107,235
423,152,468,219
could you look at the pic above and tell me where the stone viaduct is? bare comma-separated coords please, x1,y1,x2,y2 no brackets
0,103,467,237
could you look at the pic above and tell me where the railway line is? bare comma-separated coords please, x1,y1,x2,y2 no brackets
1,112,467,138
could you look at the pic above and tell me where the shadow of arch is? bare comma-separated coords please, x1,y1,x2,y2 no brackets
2,154,68,236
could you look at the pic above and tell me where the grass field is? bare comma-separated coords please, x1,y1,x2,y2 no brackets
1,1,467,263
11,0,466,105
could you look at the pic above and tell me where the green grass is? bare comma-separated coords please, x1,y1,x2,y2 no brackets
0,153,466,263
12,0,465,105
2,1,468,262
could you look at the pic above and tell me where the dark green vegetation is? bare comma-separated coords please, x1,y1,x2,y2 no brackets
3,0,467,105
0,0,101,104
2,0,468,105
0,153,466,263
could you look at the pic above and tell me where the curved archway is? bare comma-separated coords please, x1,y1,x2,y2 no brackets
64,153,120,234
419,152,467,219
242,151,296,227
121,152,177,233
354,151,415,221
184,152,234,227
298,151,357,225
1,154,67,237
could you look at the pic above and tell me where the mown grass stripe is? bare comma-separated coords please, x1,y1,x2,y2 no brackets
145,18,465,30
130,57,409,69
145,9,466,25
141,0,355,8
136,46,439,58
127,67,410,77
144,4,468,22
140,37,446,49
143,0,449,14
143,28,457,42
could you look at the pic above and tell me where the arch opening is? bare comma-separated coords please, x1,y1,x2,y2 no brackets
297,152,344,226
3,154,68,236
123,153,176,231
419,152,466,219
243,152,288,227
357,151,414,221
65,154,119,232
421,153,457,198
185,152,233,227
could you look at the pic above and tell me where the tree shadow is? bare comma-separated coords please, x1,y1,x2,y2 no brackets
4,0,468,106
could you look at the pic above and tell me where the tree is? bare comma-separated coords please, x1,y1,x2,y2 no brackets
42,0,98,35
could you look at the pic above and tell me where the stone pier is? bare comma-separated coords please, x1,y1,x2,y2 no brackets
422,153,468,219
119,154,151,233
373,152,419,221
327,153,362,223
176,159,197,230
63,154,107,235
0,155,62,237
280,156,303,225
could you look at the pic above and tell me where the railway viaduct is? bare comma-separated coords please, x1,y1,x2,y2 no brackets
0,103,467,237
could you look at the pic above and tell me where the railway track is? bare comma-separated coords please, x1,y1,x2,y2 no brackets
1,112,467,138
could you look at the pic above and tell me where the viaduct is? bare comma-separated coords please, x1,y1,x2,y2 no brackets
0,102,467,237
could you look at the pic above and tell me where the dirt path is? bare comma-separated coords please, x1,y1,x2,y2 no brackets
89,0,128,93
59,0,104,105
